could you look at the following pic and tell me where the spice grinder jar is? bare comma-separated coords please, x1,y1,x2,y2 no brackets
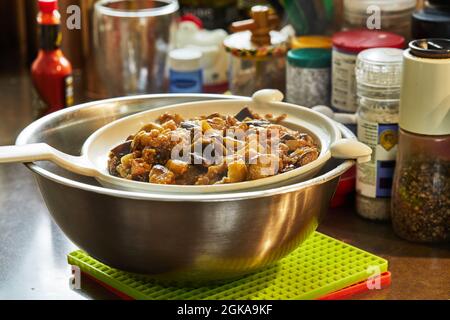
391,39,450,243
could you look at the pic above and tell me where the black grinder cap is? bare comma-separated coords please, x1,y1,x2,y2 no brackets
412,6,450,39
427,0,450,9
409,38,450,59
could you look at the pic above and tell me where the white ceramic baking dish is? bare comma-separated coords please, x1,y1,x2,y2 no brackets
0,90,371,193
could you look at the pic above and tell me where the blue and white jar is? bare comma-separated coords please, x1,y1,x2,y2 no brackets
169,48,203,94
355,48,404,220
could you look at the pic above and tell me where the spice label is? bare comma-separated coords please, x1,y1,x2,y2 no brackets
169,69,203,94
331,50,358,113
357,119,398,198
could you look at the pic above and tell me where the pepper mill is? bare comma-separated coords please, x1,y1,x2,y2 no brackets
391,39,450,243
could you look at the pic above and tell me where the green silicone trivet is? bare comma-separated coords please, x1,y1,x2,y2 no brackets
67,232,387,300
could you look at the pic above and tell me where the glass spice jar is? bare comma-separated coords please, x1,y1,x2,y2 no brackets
392,39,450,243
286,48,331,108
391,130,450,242
168,48,203,94
355,48,404,221
227,49,287,96
343,0,417,42
331,30,405,114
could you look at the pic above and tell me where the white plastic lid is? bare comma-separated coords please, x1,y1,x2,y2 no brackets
399,40,450,135
356,48,404,88
344,0,417,13
169,48,202,72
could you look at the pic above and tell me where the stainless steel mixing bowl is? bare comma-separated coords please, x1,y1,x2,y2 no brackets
16,94,354,282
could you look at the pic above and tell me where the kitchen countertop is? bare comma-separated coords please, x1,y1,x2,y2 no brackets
0,71,449,300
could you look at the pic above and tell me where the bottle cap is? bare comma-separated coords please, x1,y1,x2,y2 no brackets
409,38,450,58
412,8,450,39
179,13,203,29
332,30,405,54
38,0,58,13
399,39,450,135
344,0,416,13
427,0,450,10
291,36,332,50
287,48,331,69
169,48,202,72
356,48,404,88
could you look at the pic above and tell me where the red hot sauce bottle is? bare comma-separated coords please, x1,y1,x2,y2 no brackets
31,0,73,116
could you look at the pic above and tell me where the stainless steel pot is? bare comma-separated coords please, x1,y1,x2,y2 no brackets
16,94,354,283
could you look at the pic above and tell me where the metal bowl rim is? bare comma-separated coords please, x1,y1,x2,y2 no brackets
16,94,354,202
95,0,179,18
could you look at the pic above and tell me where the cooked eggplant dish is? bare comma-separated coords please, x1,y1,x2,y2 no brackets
108,108,320,185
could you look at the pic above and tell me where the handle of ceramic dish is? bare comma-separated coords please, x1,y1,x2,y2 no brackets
330,139,372,164
0,143,97,176
252,89,284,104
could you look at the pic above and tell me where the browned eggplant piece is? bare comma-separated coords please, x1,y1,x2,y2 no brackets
108,156,120,175
280,132,296,141
244,119,271,127
149,165,176,184
110,140,132,158
234,107,254,121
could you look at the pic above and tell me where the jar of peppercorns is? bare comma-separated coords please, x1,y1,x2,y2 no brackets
392,39,450,243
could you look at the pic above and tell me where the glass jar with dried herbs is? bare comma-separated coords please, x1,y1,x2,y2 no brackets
392,39,450,243
391,130,450,242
